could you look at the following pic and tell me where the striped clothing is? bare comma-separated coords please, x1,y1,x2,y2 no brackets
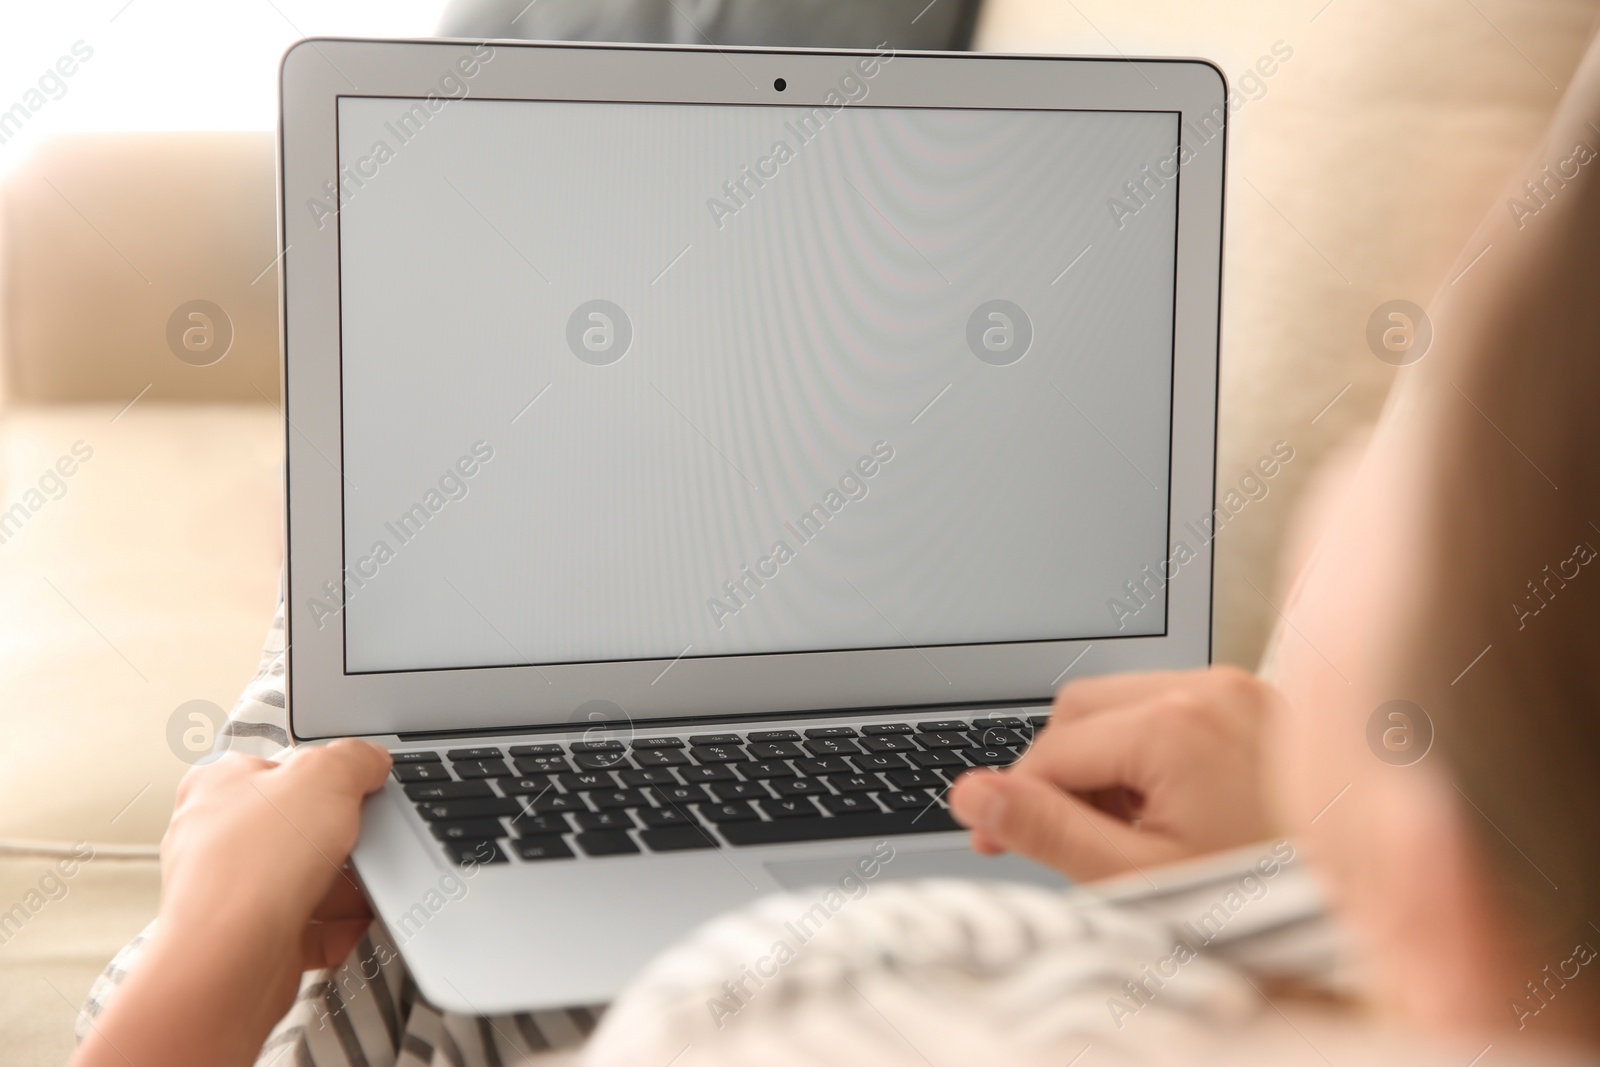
81,604,1373,1067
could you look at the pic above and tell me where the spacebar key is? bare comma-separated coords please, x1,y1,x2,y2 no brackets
718,809,960,846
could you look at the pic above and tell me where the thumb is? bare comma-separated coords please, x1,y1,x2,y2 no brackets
286,739,393,800
303,917,373,972
950,770,1175,881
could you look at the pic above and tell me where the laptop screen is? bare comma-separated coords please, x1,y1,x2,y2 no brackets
334,94,1180,674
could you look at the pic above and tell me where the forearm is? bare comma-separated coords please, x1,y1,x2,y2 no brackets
70,913,300,1067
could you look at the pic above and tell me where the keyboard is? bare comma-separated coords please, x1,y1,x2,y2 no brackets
391,714,1048,865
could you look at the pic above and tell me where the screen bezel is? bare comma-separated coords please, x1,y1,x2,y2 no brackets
280,39,1226,741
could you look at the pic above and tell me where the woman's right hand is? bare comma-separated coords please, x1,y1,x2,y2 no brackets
948,666,1280,881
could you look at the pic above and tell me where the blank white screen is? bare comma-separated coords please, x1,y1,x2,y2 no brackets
336,96,1179,672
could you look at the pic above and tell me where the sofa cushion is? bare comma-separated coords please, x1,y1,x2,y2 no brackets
0,403,281,845
0,855,160,1067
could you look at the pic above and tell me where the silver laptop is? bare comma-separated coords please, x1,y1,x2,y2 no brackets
278,37,1225,1013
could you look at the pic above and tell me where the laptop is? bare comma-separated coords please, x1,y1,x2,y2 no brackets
277,37,1225,1013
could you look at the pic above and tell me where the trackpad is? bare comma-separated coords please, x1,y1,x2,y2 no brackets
765,849,1067,891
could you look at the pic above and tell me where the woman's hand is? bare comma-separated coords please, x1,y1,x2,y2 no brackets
949,667,1279,881
158,739,393,972
73,740,392,1067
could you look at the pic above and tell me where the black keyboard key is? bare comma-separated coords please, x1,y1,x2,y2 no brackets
446,747,503,760
1028,714,1051,729
528,793,586,814
393,763,451,783
445,839,508,865
972,716,1026,730
619,767,680,787
917,720,970,733
886,769,942,789
718,809,961,846
680,764,737,783
881,791,936,811
746,729,801,742
498,776,557,797
819,793,882,816
825,774,881,794
699,801,759,823
453,758,512,779
689,744,745,764
514,756,573,776
404,780,492,801
974,728,1026,747
852,753,909,772
861,735,915,753
746,741,803,760
640,826,718,851
509,743,565,757
802,738,860,756
590,788,648,810
415,798,521,821
905,803,955,826
759,797,819,819
651,784,711,806
862,723,914,735
511,813,570,836
574,752,630,770
733,760,794,780
639,806,694,827
557,772,615,792
630,737,686,749
771,777,829,797
908,749,966,768
570,739,625,753
964,747,1017,766
391,750,442,764
688,733,742,745
513,837,574,861
710,781,770,801
575,810,636,831
794,756,850,775
633,749,690,767
575,830,639,856
804,726,859,738
916,732,969,750
430,819,507,841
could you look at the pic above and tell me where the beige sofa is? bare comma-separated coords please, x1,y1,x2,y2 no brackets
2,1,1593,1061
0,134,286,1061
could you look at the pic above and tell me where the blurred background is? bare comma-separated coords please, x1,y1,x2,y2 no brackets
1,0,1594,1062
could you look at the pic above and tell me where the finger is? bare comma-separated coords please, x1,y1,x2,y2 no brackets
174,752,276,804
951,769,1177,881
1049,670,1197,725
1009,701,1164,795
283,740,393,800
1084,786,1145,823
948,771,1008,855
302,917,373,972
970,832,1005,856
312,870,374,923
963,782,1144,855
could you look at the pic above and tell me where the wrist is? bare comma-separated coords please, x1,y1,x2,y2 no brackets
77,907,306,1067
146,898,305,1028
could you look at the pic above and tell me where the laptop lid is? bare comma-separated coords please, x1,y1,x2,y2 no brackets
279,40,1226,740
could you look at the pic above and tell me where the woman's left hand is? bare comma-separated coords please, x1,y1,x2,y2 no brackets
72,740,392,1067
